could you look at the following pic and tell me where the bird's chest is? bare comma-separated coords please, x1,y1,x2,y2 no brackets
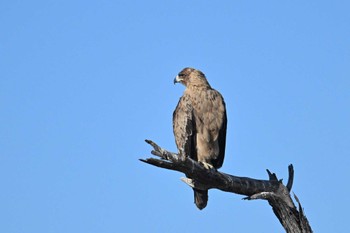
187,90,219,138
187,89,213,113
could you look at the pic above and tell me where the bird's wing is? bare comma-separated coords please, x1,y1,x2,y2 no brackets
173,94,196,160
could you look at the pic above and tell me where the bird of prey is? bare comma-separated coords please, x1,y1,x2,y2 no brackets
173,67,227,210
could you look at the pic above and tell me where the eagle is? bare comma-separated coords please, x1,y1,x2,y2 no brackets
173,67,227,210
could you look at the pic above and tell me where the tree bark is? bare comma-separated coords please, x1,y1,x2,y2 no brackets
140,139,313,233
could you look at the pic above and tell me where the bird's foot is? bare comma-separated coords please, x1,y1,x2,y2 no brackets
200,162,216,171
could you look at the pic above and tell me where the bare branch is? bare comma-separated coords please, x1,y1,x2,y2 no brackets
140,139,313,233
287,164,294,192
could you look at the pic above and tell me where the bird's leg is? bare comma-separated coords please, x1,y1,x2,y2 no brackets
177,148,187,161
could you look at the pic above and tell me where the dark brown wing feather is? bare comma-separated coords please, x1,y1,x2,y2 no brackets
172,94,196,160
212,102,227,168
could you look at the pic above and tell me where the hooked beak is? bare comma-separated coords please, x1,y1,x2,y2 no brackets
174,75,181,85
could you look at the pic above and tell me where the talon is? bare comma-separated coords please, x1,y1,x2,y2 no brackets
200,162,215,170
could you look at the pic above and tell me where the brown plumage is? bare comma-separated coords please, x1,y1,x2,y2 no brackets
173,67,227,210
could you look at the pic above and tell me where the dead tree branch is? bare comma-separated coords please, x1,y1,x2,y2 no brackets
140,139,312,233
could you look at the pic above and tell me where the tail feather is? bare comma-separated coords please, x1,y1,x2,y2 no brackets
193,189,208,210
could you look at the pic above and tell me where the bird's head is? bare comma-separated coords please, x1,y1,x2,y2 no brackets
174,67,210,88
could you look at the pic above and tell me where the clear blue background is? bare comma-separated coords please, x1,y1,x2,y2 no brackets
1,1,349,232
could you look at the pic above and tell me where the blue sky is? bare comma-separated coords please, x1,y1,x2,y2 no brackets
1,0,349,232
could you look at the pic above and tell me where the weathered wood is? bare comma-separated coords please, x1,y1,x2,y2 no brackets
140,139,312,233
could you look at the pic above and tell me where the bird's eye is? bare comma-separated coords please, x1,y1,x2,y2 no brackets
178,73,184,77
